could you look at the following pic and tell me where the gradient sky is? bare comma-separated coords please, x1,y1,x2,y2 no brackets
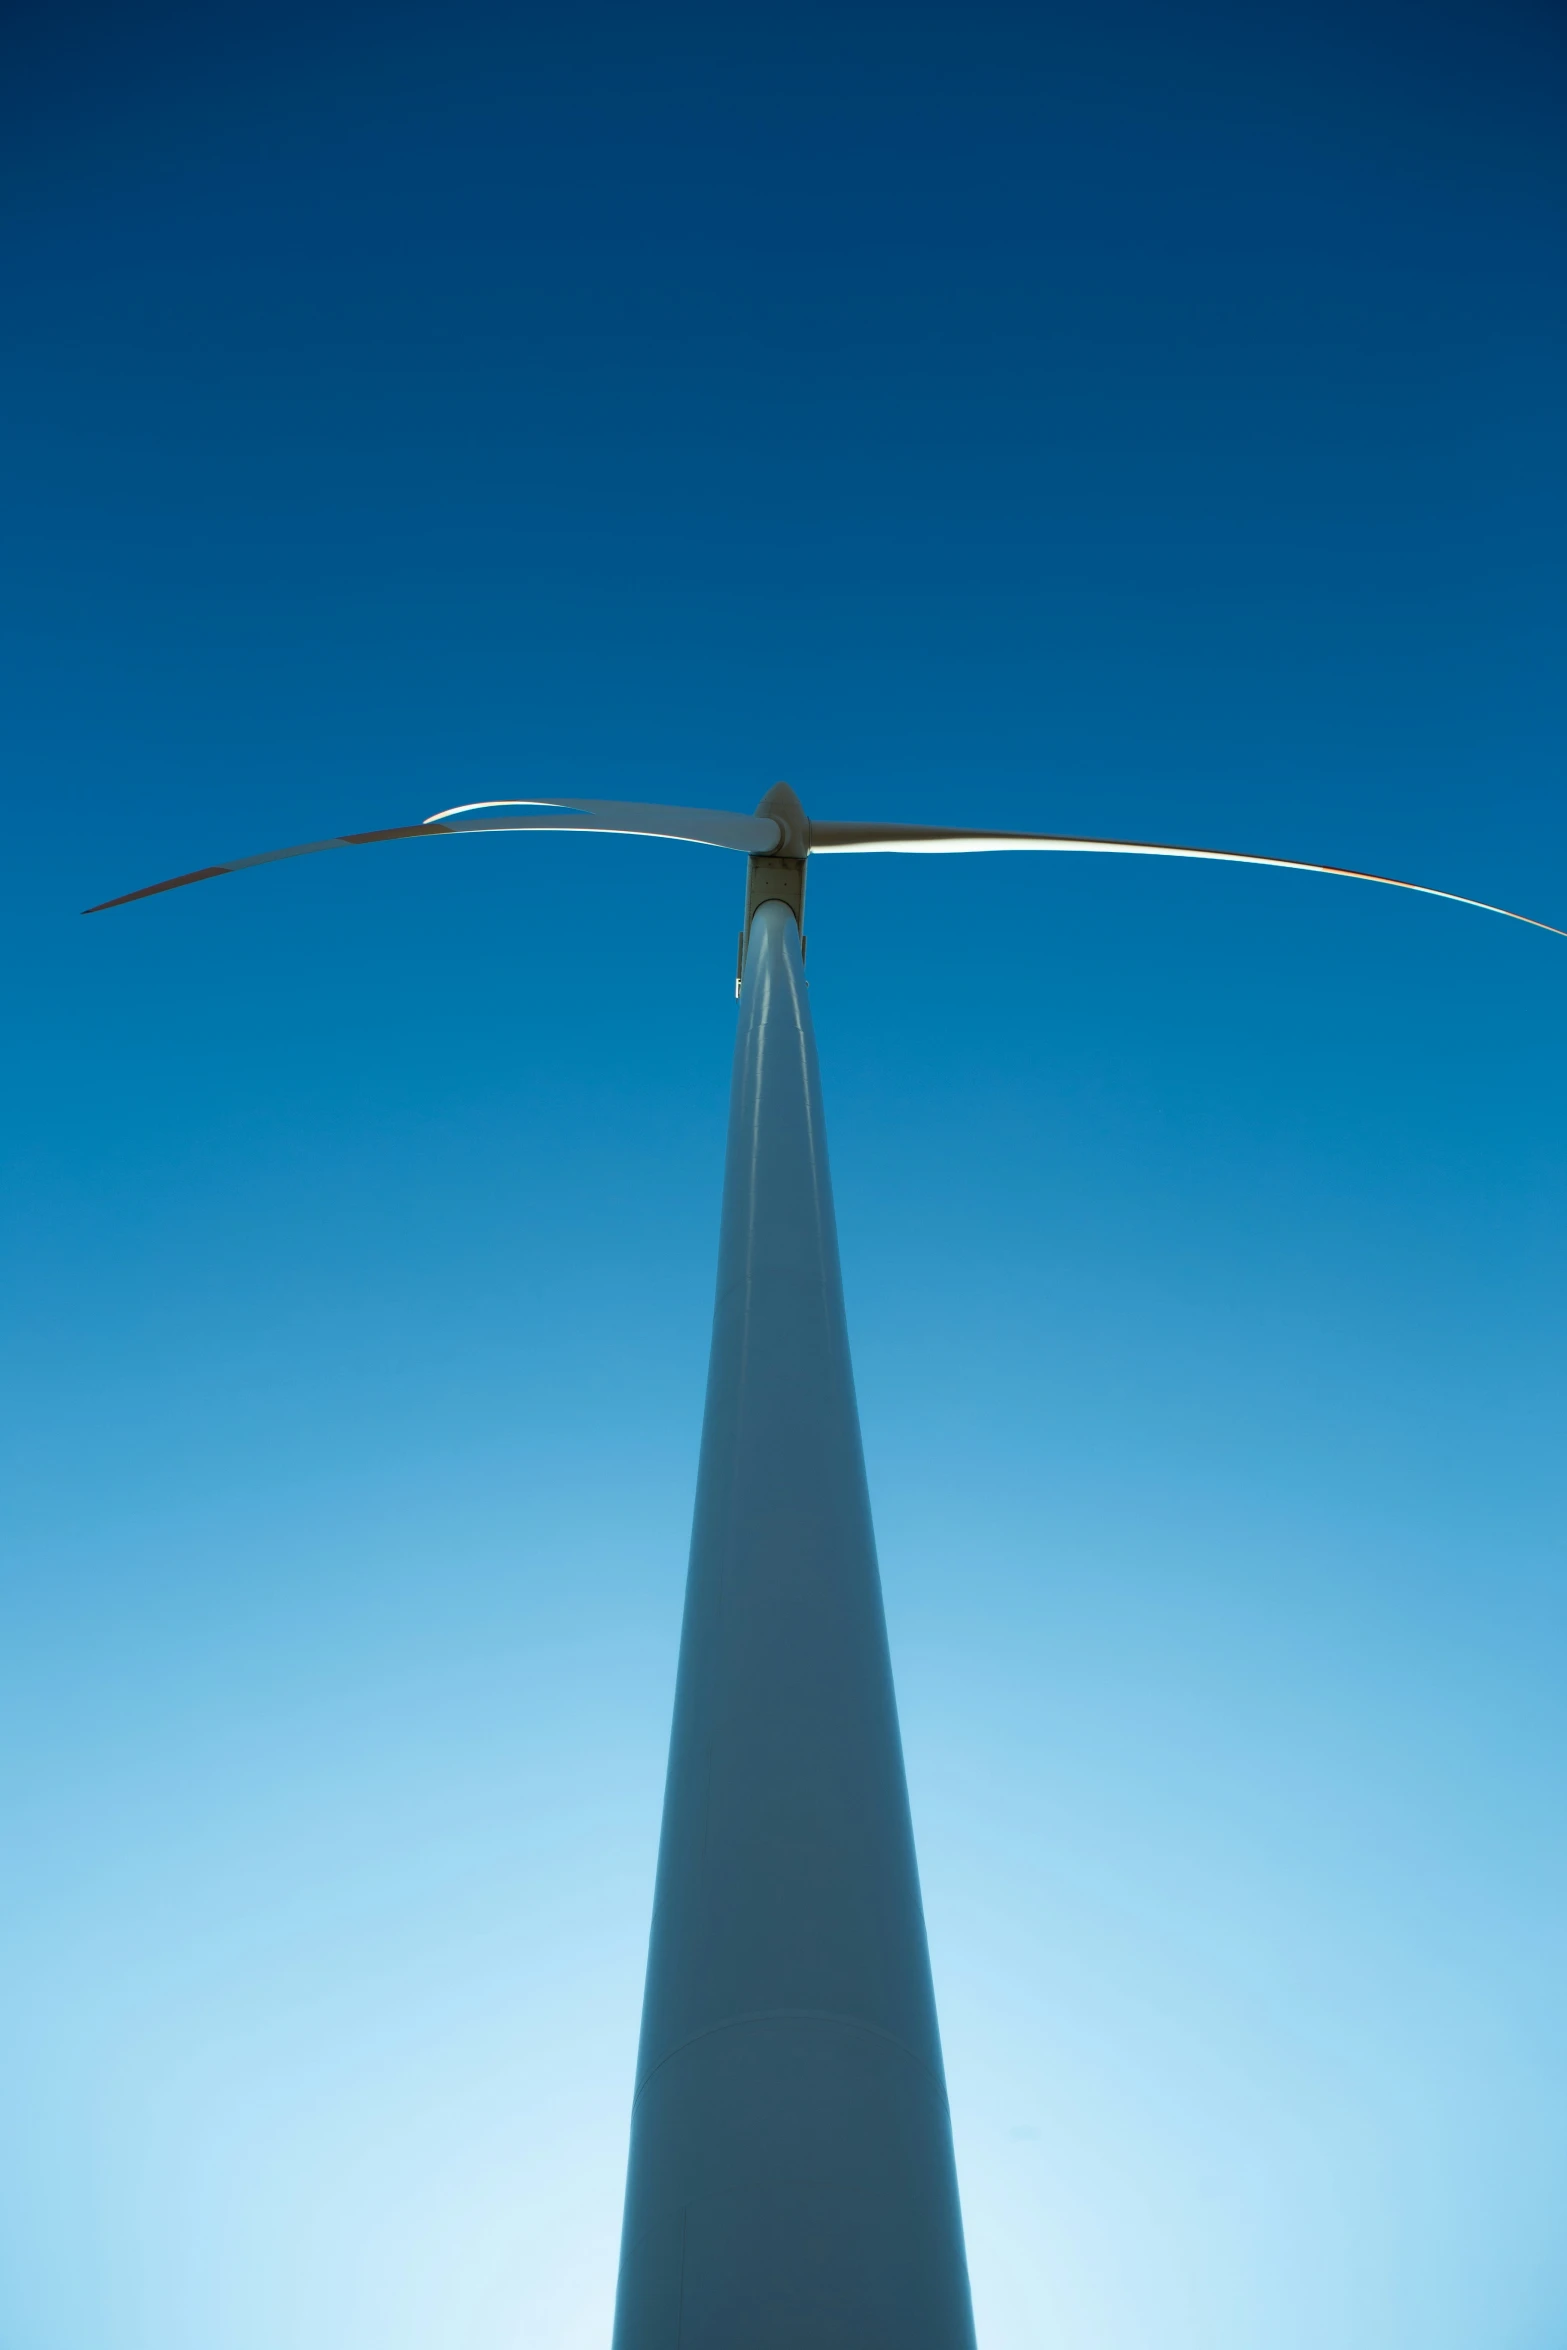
4,4,1566,2345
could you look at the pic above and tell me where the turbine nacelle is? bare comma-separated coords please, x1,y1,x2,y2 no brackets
741,781,812,987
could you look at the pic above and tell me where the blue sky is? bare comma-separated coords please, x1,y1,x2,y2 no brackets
3,3,1566,2344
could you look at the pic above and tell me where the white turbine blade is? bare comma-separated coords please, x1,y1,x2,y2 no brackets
425,798,781,853
807,822,1566,939
81,823,445,913
83,799,778,913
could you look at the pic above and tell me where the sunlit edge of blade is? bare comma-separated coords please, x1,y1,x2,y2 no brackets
431,802,779,853
424,800,568,820
807,831,1565,937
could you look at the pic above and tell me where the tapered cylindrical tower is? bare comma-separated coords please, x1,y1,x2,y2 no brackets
611,899,976,2349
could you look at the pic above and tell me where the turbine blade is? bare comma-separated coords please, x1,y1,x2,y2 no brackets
82,799,779,913
807,823,1566,938
425,799,781,853
80,826,438,913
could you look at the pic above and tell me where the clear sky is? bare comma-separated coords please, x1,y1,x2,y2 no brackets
3,3,1566,2345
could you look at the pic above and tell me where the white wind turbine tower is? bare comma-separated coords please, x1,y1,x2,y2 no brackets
89,782,1563,2348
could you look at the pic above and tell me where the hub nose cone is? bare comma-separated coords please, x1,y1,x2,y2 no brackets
753,780,810,860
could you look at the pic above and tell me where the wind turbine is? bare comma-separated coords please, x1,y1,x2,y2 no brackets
88,784,1562,2349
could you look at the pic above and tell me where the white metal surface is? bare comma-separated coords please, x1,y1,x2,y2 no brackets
611,899,975,2350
